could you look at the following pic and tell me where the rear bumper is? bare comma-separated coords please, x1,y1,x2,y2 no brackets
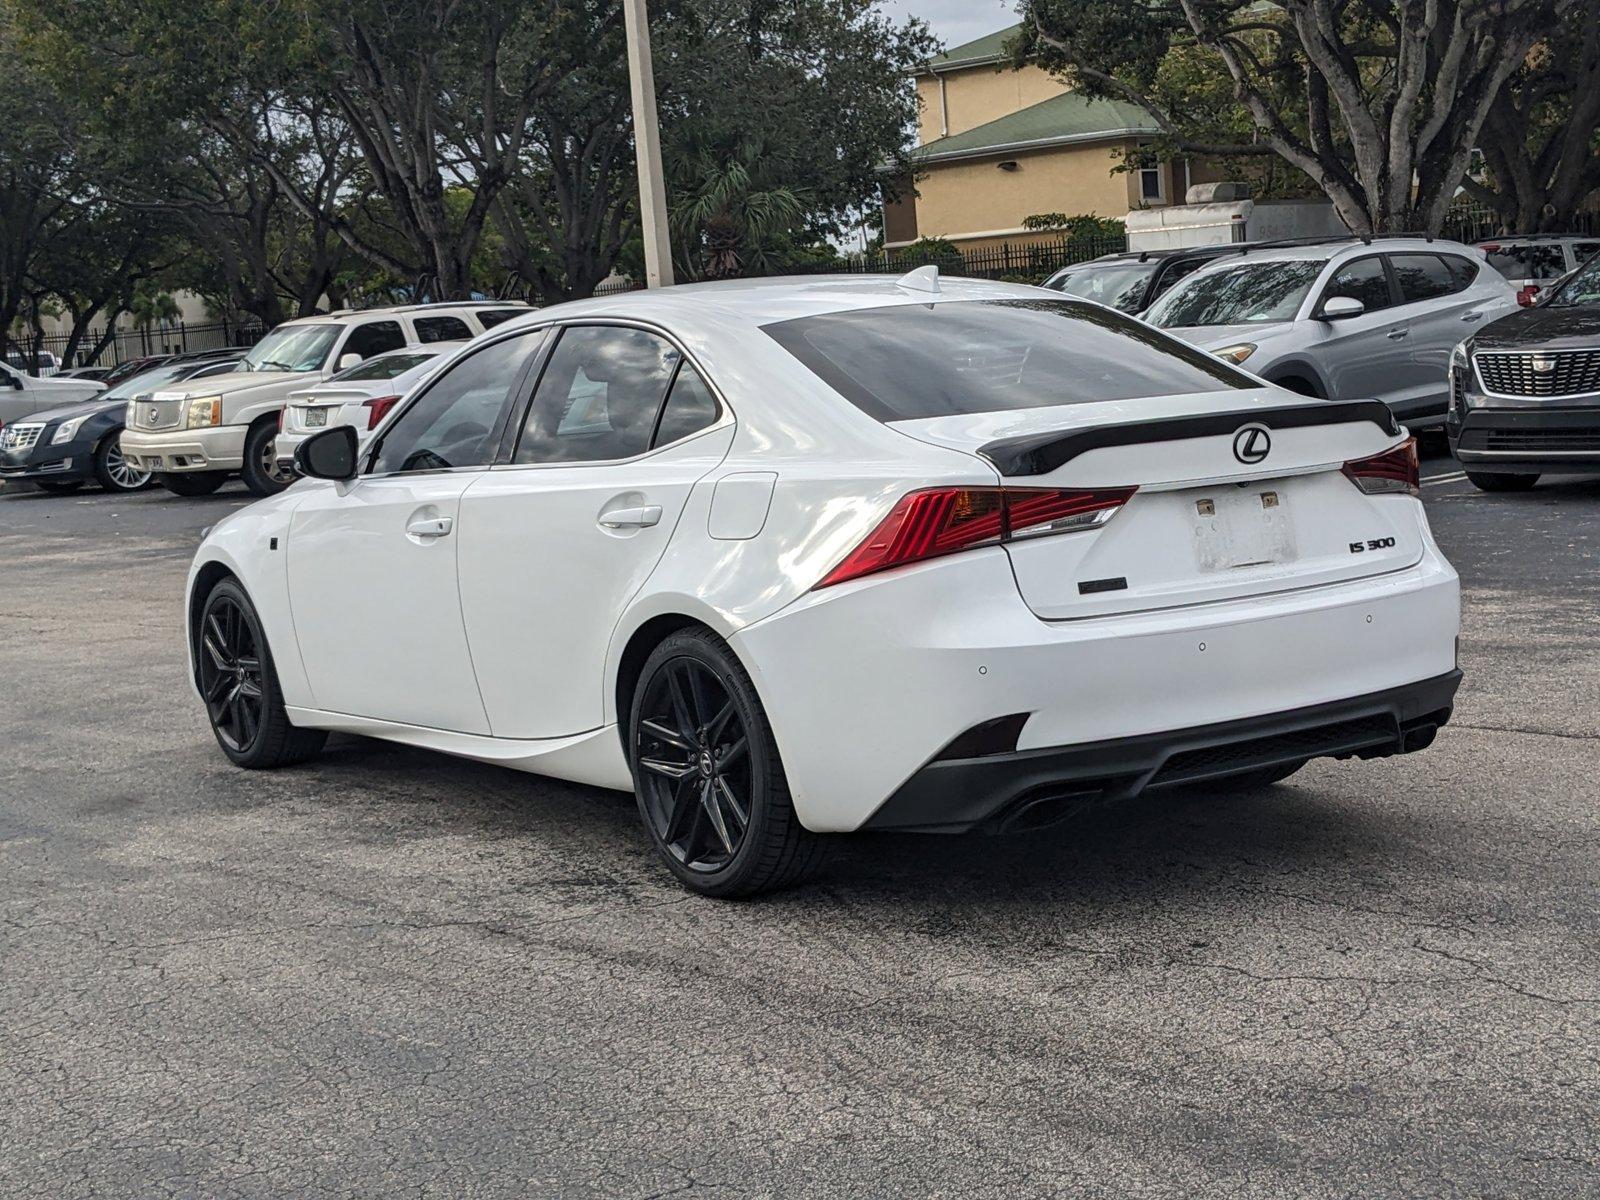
121,425,246,473
866,671,1460,832
733,540,1460,833
1448,405,1600,474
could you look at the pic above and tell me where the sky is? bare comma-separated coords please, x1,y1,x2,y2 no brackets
877,0,1018,51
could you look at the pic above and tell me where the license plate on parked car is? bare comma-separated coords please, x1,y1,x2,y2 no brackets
305,408,328,427
1191,486,1297,572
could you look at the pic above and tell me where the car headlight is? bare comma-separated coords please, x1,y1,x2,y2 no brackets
185,396,223,428
1213,343,1256,364
50,415,87,444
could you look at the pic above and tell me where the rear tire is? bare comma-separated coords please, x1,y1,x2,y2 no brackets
197,577,327,769
93,432,153,492
629,629,827,898
240,419,293,496
33,479,83,494
1465,470,1538,492
158,471,228,497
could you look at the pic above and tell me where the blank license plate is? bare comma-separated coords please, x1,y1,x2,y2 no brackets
1192,487,1297,572
304,408,329,427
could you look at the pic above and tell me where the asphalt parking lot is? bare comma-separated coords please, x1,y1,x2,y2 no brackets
2,445,1597,1199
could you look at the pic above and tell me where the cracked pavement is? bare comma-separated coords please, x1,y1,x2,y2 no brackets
1,452,1597,1198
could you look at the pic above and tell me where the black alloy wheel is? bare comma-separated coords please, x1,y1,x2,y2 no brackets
636,656,753,872
197,578,327,768
630,630,826,897
199,591,267,754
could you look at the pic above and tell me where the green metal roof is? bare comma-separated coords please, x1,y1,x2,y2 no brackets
912,91,1160,164
924,23,1022,72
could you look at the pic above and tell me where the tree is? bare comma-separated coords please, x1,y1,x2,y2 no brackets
1019,0,1575,235
668,129,809,279
1466,6,1600,230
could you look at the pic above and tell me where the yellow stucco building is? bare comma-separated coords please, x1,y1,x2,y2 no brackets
886,25,1205,251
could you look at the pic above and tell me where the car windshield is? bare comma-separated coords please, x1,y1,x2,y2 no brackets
1481,242,1567,282
765,298,1253,422
1543,255,1600,307
1045,262,1160,313
328,351,438,382
240,324,340,373
1146,259,1324,328
103,361,209,400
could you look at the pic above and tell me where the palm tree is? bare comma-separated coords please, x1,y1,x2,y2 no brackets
130,290,181,355
667,130,810,281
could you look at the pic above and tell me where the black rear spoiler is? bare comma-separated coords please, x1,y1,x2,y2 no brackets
978,400,1401,477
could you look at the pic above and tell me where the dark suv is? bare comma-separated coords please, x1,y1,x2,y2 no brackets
1448,252,1600,490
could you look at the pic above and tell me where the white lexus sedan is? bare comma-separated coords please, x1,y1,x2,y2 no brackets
185,273,1462,897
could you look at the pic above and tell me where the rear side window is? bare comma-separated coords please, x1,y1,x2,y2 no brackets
475,308,528,329
414,315,473,342
653,365,720,446
1322,257,1393,313
1442,255,1479,289
514,326,682,463
1390,254,1460,303
344,320,406,361
765,299,1252,423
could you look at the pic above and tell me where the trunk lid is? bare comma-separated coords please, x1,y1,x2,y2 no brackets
890,390,1424,620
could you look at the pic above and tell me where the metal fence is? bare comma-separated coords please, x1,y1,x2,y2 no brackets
3,318,267,375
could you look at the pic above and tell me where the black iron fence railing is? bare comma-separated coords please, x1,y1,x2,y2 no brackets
3,319,267,375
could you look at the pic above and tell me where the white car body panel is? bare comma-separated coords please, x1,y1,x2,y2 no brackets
186,275,1462,837
1,364,103,426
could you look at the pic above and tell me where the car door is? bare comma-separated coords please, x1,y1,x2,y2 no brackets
1386,252,1486,420
1308,254,1410,404
327,319,407,377
285,328,547,733
457,322,733,739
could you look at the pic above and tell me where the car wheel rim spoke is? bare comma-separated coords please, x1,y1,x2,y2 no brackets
635,657,753,872
198,596,266,752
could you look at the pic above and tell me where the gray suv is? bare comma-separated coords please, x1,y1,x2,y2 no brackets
1145,238,1518,428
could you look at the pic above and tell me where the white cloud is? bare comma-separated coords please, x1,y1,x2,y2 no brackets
878,0,1018,51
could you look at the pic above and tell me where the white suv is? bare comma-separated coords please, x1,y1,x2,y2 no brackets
120,302,530,496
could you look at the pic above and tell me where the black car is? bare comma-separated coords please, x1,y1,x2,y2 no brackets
0,352,244,493
1448,253,1600,491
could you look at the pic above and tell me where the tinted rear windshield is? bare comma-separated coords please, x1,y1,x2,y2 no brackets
764,299,1252,421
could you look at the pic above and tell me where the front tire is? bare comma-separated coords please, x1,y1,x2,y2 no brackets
240,419,294,496
629,629,826,898
197,577,327,769
1465,470,1538,492
93,432,153,492
158,471,228,497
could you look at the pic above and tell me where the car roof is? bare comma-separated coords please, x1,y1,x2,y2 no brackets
487,274,1067,336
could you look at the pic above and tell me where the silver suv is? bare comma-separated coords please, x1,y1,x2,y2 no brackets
1145,238,1518,428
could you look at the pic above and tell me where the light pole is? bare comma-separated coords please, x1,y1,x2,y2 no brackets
622,0,674,288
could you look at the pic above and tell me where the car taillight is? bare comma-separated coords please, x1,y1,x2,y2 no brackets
362,395,401,430
1517,284,1540,307
815,485,1138,589
1342,437,1419,497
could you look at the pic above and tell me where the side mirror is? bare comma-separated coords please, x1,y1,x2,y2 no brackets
337,352,363,372
293,425,359,481
1321,295,1365,321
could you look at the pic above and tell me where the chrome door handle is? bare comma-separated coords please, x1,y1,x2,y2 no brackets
406,516,453,538
1386,328,1409,339
598,505,662,529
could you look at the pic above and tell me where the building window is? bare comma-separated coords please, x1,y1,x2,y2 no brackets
1139,161,1166,204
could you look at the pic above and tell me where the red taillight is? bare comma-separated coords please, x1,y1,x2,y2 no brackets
1342,437,1419,497
362,395,401,430
1517,284,1541,307
815,485,1138,589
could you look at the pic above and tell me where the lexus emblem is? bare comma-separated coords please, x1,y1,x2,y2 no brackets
1531,354,1556,373
1232,424,1271,465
